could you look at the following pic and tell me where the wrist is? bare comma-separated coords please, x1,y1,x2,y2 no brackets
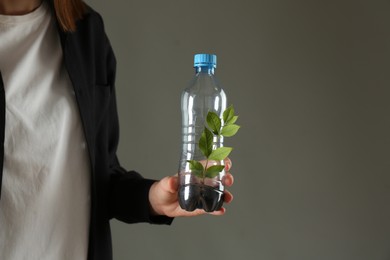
148,181,163,216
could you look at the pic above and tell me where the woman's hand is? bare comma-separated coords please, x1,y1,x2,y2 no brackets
148,158,234,217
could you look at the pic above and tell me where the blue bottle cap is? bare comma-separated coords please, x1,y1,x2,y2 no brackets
194,54,217,68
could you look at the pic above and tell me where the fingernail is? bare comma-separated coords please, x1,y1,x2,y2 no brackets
225,163,230,171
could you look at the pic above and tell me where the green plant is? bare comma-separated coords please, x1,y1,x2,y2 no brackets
187,105,240,182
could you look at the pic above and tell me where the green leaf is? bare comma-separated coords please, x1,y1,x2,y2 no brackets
223,105,235,124
226,115,238,125
187,160,205,178
205,165,225,178
221,124,240,137
207,111,221,135
199,127,213,157
209,147,233,161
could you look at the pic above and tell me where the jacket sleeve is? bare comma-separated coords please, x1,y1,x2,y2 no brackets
98,17,173,225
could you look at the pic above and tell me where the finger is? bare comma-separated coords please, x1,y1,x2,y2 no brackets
199,160,218,168
168,175,179,193
222,173,234,187
178,206,226,217
177,208,204,217
224,157,232,171
208,207,226,216
223,190,234,204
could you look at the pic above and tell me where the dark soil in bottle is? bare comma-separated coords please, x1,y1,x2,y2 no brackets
178,184,224,212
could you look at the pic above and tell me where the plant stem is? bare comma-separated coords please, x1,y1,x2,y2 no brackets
202,159,209,184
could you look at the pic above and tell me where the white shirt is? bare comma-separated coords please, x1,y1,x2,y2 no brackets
0,3,91,259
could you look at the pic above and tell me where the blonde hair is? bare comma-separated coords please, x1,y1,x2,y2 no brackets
51,0,86,32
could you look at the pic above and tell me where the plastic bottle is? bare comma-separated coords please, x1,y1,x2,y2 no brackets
178,54,227,212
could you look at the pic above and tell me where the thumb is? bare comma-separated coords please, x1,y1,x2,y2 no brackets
160,175,179,194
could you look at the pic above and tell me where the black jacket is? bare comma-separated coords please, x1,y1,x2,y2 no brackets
0,4,172,260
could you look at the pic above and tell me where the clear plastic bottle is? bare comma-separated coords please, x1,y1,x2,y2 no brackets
178,54,227,212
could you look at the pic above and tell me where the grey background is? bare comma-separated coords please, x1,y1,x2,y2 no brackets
86,0,390,259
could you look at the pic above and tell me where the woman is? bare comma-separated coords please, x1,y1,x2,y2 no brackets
0,0,234,259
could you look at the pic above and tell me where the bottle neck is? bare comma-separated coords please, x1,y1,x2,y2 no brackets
195,66,215,75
